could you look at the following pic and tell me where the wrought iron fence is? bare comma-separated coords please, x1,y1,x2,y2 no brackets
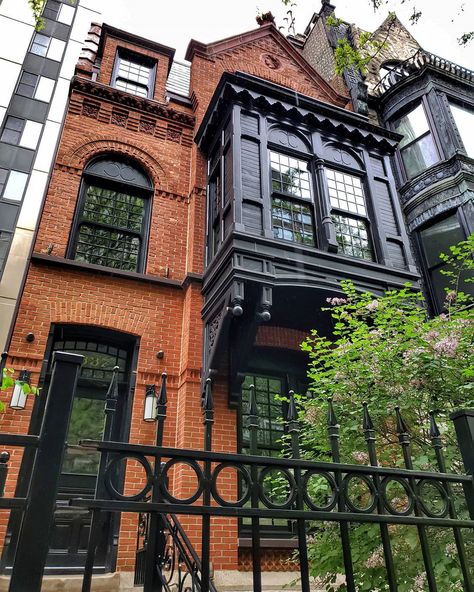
0,357,473,592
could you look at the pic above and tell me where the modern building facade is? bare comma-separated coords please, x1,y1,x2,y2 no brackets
0,0,101,349
0,1,471,590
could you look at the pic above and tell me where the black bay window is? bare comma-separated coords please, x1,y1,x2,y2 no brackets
392,103,439,180
69,156,152,272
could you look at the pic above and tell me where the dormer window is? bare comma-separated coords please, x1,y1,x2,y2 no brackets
392,103,439,180
112,50,155,98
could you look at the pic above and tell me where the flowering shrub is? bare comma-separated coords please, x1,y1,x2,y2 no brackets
299,235,474,591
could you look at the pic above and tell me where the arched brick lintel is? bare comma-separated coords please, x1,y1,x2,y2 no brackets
60,136,167,190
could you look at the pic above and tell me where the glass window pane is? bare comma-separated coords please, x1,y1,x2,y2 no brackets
393,104,430,149
34,76,55,102
326,168,367,216
42,0,60,20
401,135,439,179
20,120,42,149
31,33,50,56
449,102,474,158
419,214,465,268
3,171,28,201
57,3,75,24
269,151,311,199
16,72,38,98
75,224,141,271
47,38,66,61
332,214,374,261
272,197,314,246
1,116,24,145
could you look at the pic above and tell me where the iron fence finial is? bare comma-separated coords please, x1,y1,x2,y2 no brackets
395,406,409,436
327,397,338,428
287,390,297,422
362,402,374,431
429,410,441,439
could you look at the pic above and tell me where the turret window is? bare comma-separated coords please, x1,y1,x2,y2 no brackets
449,102,474,158
392,104,439,180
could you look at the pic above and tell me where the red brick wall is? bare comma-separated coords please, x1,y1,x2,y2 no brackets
0,23,346,575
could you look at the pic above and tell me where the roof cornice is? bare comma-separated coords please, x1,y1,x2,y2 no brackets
196,71,402,152
71,77,195,128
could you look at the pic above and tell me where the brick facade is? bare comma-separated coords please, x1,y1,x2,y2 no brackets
0,20,348,577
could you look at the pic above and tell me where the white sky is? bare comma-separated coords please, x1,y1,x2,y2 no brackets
99,0,474,68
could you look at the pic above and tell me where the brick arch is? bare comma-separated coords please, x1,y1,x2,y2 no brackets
47,300,150,336
60,136,168,190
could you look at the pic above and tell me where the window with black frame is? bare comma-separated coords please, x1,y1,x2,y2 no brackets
449,102,474,159
112,50,155,98
69,157,152,272
326,168,374,261
270,151,315,247
418,212,473,312
392,103,440,180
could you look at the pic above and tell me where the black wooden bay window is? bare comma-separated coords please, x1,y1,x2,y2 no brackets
326,168,374,261
270,151,315,246
69,156,152,272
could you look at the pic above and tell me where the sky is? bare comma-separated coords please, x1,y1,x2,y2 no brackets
99,0,474,68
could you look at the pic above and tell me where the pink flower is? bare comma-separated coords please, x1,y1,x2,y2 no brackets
352,451,369,464
367,299,379,312
423,330,439,342
365,545,384,569
326,297,348,306
433,336,459,357
445,291,457,303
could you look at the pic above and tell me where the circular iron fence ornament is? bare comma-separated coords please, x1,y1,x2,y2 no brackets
104,453,153,501
160,458,204,505
380,476,415,516
302,470,338,511
211,463,252,507
417,479,449,518
342,473,377,513
258,466,297,509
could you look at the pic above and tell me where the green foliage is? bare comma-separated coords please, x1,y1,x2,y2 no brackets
300,235,474,590
329,14,395,75
28,0,46,30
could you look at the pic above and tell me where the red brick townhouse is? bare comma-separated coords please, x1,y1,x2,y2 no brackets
0,4,419,589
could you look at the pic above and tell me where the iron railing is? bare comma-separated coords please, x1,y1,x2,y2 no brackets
373,49,474,96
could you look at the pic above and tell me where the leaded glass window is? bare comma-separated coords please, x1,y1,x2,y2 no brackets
270,151,314,246
326,168,374,261
270,151,311,198
392,104,439,179
113,52,154,98
241,375,284,456
71,158,151,272
272,197,314,245
449,102,474,158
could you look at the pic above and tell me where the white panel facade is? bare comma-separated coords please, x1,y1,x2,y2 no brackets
0,60,22,108
0,17,33,63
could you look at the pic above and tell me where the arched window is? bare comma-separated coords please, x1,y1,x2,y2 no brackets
69,156,152,272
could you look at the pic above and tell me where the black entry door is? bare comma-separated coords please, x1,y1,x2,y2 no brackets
42,330,136,572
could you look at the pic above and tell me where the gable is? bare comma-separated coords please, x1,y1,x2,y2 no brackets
187,24,349,109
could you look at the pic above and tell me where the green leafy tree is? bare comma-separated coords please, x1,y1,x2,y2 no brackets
298,234,474,591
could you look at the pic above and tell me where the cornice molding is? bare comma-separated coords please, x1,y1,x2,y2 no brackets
71,77,195,128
